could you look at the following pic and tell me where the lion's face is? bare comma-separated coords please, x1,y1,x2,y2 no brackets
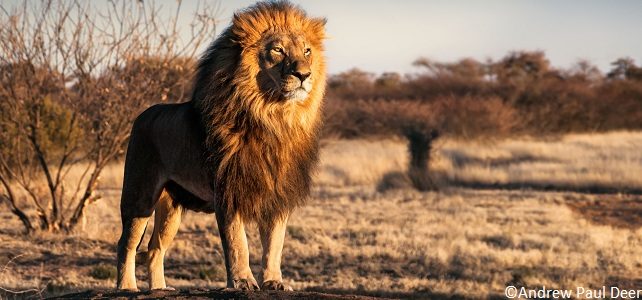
257,31,318,102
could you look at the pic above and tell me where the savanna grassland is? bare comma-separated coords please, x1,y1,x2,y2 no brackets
1,131,642,299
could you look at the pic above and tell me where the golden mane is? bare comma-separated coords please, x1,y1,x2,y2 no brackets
190,0,327,223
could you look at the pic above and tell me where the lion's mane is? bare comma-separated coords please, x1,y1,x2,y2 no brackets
190,1,326,223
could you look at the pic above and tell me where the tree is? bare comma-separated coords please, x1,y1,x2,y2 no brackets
0,0,217,233
568,59,602,83
607,57,642,81
413,57,486,81
412,57,444,76
374,72,402,89
448,58,486,81
327,68,375,99
328,68,374,90
494,51,552,85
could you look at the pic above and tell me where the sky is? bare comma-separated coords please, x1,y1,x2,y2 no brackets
198,0,642,75
5,0,640,75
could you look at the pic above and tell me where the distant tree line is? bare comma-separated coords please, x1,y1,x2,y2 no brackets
323,51,642,139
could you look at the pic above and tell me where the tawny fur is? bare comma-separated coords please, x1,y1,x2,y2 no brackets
116,0,326,291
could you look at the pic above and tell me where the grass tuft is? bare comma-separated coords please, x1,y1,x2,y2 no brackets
89,265,117,280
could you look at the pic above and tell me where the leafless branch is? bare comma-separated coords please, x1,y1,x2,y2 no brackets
0,0,218,233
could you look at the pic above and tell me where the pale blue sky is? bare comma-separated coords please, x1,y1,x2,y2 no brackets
5,0,641,74
203,0,642,75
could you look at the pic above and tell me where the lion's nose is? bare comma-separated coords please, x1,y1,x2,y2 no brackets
292,71,311,82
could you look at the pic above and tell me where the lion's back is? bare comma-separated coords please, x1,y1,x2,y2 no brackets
129,103,206,159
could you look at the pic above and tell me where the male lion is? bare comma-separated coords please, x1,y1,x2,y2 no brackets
116,1,326,291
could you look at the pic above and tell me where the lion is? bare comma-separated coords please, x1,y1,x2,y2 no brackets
116,1,326,291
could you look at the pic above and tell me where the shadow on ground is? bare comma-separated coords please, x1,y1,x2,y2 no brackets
44,287,514,300
566,194,642,229
305,287,506,300
47,288,390,300
447,180,642,196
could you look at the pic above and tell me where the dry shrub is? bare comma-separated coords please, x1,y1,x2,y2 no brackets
90,265,117,280
376,171,413,192
431,96,518,138
198,265,226,281
0,0,217,233
595,80,642,131
326,52,642,138
324,96,517,139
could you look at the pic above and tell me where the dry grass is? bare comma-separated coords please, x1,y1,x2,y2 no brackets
435,131,642,192
1,131,641,299
320,131,642,193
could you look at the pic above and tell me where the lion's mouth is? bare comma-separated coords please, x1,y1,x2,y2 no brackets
282,86,309,101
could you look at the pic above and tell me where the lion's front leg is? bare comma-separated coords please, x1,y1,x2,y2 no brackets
258,215,293,291
215,211,259,290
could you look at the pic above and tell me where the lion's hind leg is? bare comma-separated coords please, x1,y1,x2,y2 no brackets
116,150,165,290
117,211,152,291
147,191,182,290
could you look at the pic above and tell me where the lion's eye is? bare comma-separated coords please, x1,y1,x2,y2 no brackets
304,48,311,56
272,47,284,54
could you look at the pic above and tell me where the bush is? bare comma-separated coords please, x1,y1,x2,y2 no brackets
325,52,642,139
90,264,117,280
198,265,226,281
323,96,518,139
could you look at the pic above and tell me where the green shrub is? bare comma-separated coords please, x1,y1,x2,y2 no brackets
90,264,117,280
198,265,225,281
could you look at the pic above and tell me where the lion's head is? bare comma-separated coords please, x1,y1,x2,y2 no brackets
193,1,326,131
231,1,326,104
191,1,327,222
256,30,316,102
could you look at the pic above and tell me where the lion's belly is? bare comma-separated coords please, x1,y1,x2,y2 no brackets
164,178,217,213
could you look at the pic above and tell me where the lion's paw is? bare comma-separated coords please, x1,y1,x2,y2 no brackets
151,286,176,291
232,278,260,291
261,280,293,291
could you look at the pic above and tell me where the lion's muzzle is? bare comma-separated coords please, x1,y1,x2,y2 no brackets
281,58,312,101
282,75,312,101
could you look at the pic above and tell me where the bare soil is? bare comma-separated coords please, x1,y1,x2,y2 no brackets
48,289,389,300
566,194,642,229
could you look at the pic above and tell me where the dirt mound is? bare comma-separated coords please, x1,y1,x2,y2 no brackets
48,289,388,300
